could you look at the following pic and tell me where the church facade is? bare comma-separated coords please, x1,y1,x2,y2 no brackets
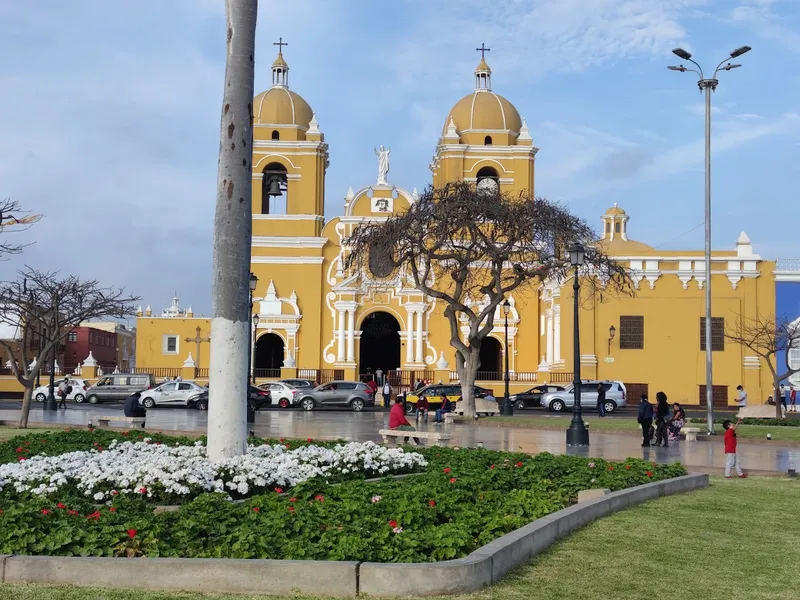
135,47,777,406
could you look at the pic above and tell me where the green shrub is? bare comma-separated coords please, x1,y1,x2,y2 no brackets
688,417,800,427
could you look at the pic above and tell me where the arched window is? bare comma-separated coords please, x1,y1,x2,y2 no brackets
484,135,492,145
262,162,288,214
271,130,280,140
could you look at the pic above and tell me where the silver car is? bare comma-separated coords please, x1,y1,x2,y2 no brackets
139,381,205,408
540,380,627,413
297,381,375,412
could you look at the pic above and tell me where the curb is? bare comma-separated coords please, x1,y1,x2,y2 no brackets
0,473,708,596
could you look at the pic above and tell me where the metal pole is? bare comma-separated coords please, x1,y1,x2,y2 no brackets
44,321,58,411
566,265,589,446
247,294,255,424
504,313,512,416
701,78,717,435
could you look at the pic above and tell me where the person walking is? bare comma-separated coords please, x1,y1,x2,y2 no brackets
57,376,71,410
375,367,383,386
723,418,747,479
782,384,791,413
382,381,392,410
596,383,607,418
790,387,797,412
637,393,654,447
736,385,748,408
654,391,671,447
389,397,421,445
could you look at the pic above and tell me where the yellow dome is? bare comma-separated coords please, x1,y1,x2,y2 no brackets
600,238,654,255
605,203,627,216
253,87,314,127
272,51,288,69
443,91,522,134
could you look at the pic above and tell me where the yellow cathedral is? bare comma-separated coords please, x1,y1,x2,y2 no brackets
135,47,776,407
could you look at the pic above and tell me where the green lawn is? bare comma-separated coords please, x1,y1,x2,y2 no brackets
485,414,800,443
2,477,798,600
0,425,57,441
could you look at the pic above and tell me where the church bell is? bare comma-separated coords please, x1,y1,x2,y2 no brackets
266,176,283,197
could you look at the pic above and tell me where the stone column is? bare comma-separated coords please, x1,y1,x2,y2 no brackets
546,310,554,364
337,308,346,362
414,310,424,364
405,309,415,364
346,308,356,362
553,306,561,362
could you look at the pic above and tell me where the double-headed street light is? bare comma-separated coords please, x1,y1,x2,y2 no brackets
566,242,589,447
668,44,751,435
502,298,512,416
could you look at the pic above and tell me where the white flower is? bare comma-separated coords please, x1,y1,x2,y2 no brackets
371,495,382,504
588,462,596,469
392,526,403,534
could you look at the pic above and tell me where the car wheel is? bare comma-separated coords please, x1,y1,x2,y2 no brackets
351,398,365,412
604,400,617,414
196,400,208,411
404,402,414,415
142,398,155,409
514,399,525,410
301,397,315,411
88,395,100,405
73,394,85,404
35,393,46,403
279,398,290,409
549,399,566,412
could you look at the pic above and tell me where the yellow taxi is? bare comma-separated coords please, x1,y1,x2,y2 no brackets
398,383,494,415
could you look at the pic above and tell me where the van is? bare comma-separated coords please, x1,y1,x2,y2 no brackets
84,373,157,404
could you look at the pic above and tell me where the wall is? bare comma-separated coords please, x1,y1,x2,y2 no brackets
135,318,211,369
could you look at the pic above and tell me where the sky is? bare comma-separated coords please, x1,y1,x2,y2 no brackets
0,0,798,318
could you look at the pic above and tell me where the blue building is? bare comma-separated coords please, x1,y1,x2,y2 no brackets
775,259,800,388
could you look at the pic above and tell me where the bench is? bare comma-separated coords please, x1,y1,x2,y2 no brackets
680,427,701,441
91,415,146,429
379,429,452,447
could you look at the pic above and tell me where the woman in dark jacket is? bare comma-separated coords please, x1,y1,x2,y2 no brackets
654,391,671,447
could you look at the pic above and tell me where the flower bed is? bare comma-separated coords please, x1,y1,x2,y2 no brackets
689,417,800,427
0,429,688,562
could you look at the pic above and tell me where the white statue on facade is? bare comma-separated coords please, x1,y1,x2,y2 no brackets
374,145,391,185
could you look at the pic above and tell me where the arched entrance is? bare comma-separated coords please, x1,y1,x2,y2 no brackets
359,311,401,378
255,332,284,376
479,337,502,380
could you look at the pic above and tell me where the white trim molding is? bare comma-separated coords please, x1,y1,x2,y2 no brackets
252,236,327,249
251,256,325,265
252,214,324,222
743,356,761,370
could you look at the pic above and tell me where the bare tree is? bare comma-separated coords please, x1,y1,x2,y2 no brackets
0,268,139,428
0,198,41,258
207,0,258,461
346,183,630,417
726,314,800,418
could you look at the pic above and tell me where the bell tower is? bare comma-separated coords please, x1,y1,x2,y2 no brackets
250,39,329,238
431,46,537,195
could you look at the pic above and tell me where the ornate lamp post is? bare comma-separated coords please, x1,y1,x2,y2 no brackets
247,272,258,424
608,325,616,356
565,242,589,447
502,299,512,416
251,313,259,385
668,45,751,434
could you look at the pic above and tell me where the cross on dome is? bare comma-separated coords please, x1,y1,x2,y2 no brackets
474,43,492,91
272,37,289,87
476,42,490,59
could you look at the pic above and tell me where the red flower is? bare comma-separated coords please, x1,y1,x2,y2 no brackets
307,438,313,443
289,497,297,503
109,507,117,513
40,509,50,515
122,432,129,437
138,487,148,494
86,511,101,520
607,465,615,471
127,529,137,539
275,487,284,494
489,464,495,469
97,446,104,452
625,465,631,470
68,510,79,516
57,503,66,509
388,520,398,528
515,461,524,467
646,471,654,477
428,500,436,507
41,440,46,444
288,506,296,512
0,509,3,515
315,495,325,502
449,477,457,484
285,444,291,449
253,507,260,513
443,467,451,474
280,438,285,443
18,457,26,462
15,447,23,453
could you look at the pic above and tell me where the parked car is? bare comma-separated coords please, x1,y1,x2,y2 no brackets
84,373,157,404
540,380,627,413
139,381,205,408
509,384,566,410
278,378,315,389
258,381,299,408
399,384,493,415
188,386,271,411
33,378,89,403
296,381,374,412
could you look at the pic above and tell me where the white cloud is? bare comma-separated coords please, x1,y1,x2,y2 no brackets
682,103,722,117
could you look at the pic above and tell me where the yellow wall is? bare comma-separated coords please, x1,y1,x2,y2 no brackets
135,318,211,369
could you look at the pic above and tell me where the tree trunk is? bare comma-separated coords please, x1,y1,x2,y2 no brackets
456,349,480,419
207,0,258,462
775,381,783,419
18,385,33,429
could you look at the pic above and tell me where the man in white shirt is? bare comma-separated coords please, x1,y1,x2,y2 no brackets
736,385,747,407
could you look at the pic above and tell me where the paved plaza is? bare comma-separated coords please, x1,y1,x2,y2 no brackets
1,403,797,474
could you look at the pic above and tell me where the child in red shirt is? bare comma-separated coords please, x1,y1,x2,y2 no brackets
723,418,747,479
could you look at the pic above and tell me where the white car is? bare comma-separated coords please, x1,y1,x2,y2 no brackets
139,381,205,408
34,379,89,403
259,381,299,408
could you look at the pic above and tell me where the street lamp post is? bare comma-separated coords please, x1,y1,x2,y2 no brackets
668,44,751,435
502,299,512,416
246,272,258,424
251,313,259,385
566,242,589,447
